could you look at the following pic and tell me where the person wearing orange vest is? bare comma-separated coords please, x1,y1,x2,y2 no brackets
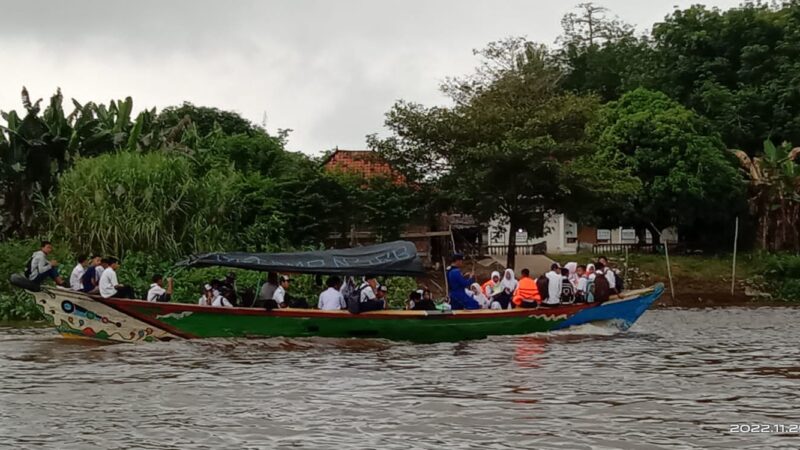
512,268,540,308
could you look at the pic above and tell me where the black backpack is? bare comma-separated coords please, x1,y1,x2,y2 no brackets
23,256,33,279
560,279,575,303
614,272,624,292
346,285,365,314
593,272,611,303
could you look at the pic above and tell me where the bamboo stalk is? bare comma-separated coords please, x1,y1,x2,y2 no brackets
731,216,739,296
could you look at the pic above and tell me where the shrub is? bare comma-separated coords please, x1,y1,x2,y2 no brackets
759,253,800,301
51,151,243,258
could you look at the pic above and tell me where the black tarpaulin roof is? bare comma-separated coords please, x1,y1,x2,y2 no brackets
177,241,425,276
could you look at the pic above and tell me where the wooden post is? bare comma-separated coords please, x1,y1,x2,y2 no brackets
449,225,456,254
731,216,739,296
441,256,449,299
651,222,676,302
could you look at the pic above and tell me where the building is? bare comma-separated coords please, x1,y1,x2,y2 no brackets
487,214,678,255
322,148,406,184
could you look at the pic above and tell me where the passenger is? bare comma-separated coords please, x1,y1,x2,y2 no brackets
212,287,234,307
407,291,422,310
414,288,438,311
482,271,501,298
512,268,540,308
68,255,87,291
270,275,291,309
199,284,214,306
468,283,490,309
446,253,480,310
318,276,346,310
26,241,64,286
259,272,279,303
147,274,173,302
540,263,562,307
80,255,102,293
376,285,389,304
495,268,517,309
597,256,617,294
98,257,134,299
593,262,611,303
575,264,589,302
560,267,575,303
95,258,110,289
359,275,385,312
564,262,578,288
221,272,238,305
586,263,596,281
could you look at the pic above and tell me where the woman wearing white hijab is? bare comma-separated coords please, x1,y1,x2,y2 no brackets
564,262,578,288
468,283,490,309
483,271,502,297
492,268,517,309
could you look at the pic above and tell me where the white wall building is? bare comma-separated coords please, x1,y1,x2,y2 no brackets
487,214,678,255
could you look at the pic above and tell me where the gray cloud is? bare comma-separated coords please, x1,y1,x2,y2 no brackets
0,0,741,154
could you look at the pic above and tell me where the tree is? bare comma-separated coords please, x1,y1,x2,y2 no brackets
157,102,262,137
593,88,748,248
731,140,800,251
373,39,639,267
650,3,800,153
555,2,652,102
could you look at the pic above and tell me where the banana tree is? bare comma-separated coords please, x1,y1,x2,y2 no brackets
731,140,800,251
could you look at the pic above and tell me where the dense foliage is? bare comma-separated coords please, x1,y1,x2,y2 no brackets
593,88,748,247
372,39,640,267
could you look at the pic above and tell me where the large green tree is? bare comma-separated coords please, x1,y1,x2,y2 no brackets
372,38,639,267
593,88,748,248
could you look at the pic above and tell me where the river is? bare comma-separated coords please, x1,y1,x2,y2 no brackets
1,307,798,449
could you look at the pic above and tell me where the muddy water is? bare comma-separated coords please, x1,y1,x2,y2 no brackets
1,308,798,449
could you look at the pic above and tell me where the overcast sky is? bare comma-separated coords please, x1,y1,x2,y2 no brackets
1,0,741,155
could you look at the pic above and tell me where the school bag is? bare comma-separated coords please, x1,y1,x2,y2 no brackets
560,279,575,303
346,285,365,314
593,272,611,303
613,271,624,292
584,279,595,303
24,256,33,279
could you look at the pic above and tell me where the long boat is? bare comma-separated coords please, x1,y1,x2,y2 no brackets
10,241,664,343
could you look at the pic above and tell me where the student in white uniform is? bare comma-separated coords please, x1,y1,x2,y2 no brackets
69,255,88,291
543,263,562,306
212,292,233,307
147,274,173,302
358,275,384,312
199,284,214,306
318,276,346,310
271,275,291,309
597,256,617,293
99,258,134,299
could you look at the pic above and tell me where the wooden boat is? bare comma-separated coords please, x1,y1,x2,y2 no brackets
10,241,664,343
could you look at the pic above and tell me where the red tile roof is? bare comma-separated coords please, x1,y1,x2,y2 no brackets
323,149,406,184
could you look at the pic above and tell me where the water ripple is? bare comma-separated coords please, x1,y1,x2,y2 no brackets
1,308,799,449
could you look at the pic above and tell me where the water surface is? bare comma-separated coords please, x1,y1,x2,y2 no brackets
1,307,798,449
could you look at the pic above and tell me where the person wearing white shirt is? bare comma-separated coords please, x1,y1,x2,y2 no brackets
212,294,233,307
69,255,88,291
199,284,214,305
98,258,133,299
543,263,562,306
146,274,173,302
318,276,346,310
270,275,291,309
598,256,617,292
358,275,384,312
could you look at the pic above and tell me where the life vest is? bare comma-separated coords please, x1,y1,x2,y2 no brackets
481,279,496,296
512,277,540,306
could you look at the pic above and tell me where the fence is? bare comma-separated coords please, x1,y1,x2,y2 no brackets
592,243,680,255
486,242,547,256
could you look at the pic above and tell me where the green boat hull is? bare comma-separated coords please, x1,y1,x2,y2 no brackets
25,285,662,343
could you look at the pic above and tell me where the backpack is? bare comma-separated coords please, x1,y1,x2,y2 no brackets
346,285,365,314
584,280,595,303
560,279,575,303
23,256,33,279
536,275,549,301
613,271,624,292
593,272,611,303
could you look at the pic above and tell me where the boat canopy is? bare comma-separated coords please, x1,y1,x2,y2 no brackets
177,241,425,276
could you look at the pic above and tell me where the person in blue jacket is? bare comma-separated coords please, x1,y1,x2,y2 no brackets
447,253,480,310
